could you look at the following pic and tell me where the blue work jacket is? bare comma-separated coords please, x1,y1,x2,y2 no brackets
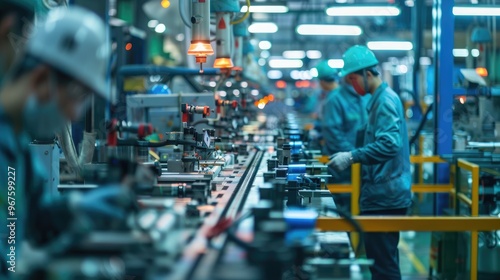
351,83,412,211
321,86,370,183
0,106,72,276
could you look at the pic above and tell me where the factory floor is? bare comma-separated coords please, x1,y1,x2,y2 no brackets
399,231,431,279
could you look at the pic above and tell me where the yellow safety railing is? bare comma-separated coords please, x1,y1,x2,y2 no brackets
456,159,480,280
323,155,454,216
315,154,492,279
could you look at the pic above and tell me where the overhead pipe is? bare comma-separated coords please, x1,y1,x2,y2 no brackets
232,21,248,72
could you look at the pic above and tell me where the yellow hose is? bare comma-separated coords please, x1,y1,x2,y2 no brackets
231,0,250,25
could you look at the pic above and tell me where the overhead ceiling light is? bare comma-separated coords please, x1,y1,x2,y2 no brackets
326,6,400,17
453,48,481,57
248,22,278,33
453,6,500,16
241,5,289,13
419,57,431,66
328,59,344,69
367,41,413,51
267,70,283,79
283,50,306,59
258,58,266,66
453,49,469,57
335,0,348,3
260,50,270,58
290,70,301,80
269,59,303,69
296,24,362,36
307,50,322,59
155,23,166,33
471,0,479,3
310,68,319,77
148,20,159,28
259,40,272,50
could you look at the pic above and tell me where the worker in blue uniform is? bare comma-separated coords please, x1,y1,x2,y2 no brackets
328,45,412,280
0,6,128,277
307,61,339,148
321,71,370,206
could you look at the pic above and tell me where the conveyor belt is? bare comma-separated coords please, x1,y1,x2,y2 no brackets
163,150,264,280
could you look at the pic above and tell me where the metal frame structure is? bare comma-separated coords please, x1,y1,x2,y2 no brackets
317,154,497,280
433,0,455,214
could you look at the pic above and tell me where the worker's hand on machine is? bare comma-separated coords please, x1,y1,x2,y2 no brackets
327,152,353,172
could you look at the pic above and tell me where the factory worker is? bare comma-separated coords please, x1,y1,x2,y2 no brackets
0,7,128,276
307,60,339,146
0,0,34,84
328,45,412,280
321,76,370,212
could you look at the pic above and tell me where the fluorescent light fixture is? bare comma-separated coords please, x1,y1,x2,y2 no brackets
297,24,362,36
155,23,166,33
397,65,408,74
283,50,306,59
453,49,469,57
241,5,289,13
248,22,278,33
326,6,400,17
419,57,431,66
258,58,266,66
260,50,270,58
259,40,272,50
269,59,303,69
310,68,319,77
405,0,415,7
335,0,348,3
453,49,480,57
267,70,283,79
307,50,322,59
328,59,344,69
148,20,159,28
453,6,500,16
367,41,413,51
290,70,301,80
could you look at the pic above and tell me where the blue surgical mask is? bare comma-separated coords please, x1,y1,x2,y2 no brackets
23,93,66,141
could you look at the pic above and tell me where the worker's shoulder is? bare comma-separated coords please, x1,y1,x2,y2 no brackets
377,86,401,104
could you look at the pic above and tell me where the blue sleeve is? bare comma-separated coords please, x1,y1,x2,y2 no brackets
351,96,402,165
321,95,356,154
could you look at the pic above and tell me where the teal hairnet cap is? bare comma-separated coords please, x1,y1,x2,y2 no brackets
471,27,492,44
340,45,379,77
211,0,240,13
316,60,338,81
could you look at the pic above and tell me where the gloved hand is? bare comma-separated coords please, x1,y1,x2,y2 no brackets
69,185,129,220
309,128,320,140
327,152,353,172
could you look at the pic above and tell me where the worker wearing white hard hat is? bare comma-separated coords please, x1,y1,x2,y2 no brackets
0,6,127,277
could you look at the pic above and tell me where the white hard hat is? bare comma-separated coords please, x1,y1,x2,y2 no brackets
26,6,110,101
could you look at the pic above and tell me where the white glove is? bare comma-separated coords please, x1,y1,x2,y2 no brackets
309,129,320,140
327,152,353,172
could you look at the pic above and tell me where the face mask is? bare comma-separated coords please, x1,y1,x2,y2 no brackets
351,79,367,96
23,94,66,141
